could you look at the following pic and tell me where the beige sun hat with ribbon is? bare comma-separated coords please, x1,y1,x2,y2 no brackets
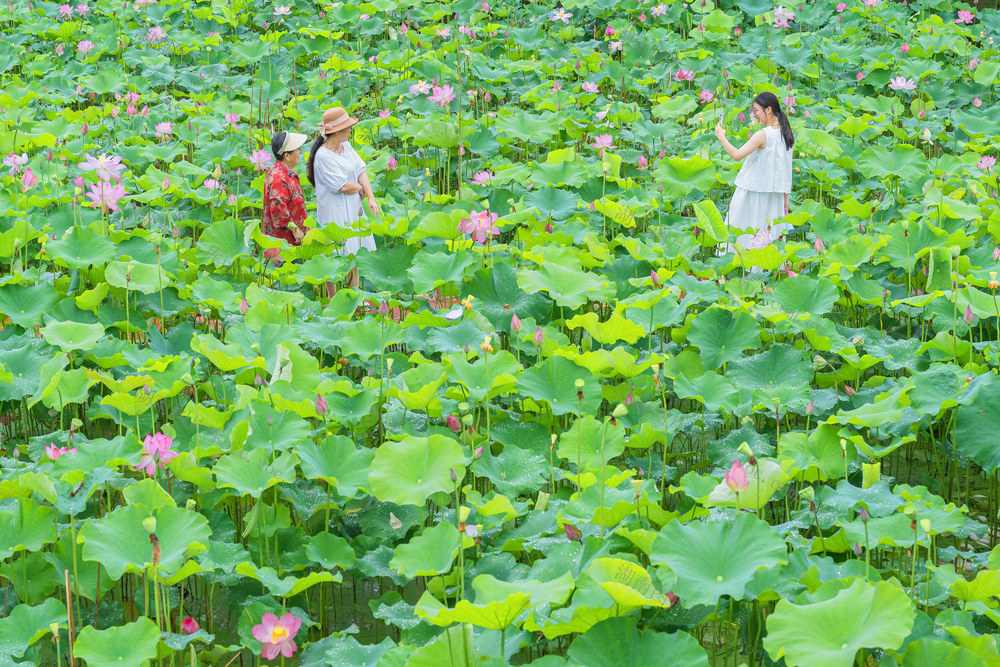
320,107,359,136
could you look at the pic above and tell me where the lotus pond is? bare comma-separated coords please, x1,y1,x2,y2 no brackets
4,0,1000,664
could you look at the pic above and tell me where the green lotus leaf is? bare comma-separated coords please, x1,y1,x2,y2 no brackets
369,434,466,507
0,498,57,559
473,572,575,607
404,623,480,667
354,245,417,293
727,345,813,407
104,260,169,295
773,275,840,315
40,320,105,352
195,217,251,266
901,638,985,667
857,144,928,183
517,355,602,416
651,512,787,607
408,247,476,294
214,449,299,499
73,617,160,667
955,373,1000,472
672,370,740,413
235,562,341,598
654,155,716,197
556,416,626,473
391,362,446,411
46,225,117,270
390,522,459,577
588,558,675,609
297,434,374,498
517,263,616,310
415,589,531,629
705,459,788,510
323,386,379,428
566,617,708,667
0,598,67,661
466,261,552,331
0,282,60,328
566,312,645,345
306,532,356,570
687,306,761,369
299,636,398,667
79,504,211,580
444,350,520,404
764,579,914,667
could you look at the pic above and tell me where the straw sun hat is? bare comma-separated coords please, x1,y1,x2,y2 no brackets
320,107,359,136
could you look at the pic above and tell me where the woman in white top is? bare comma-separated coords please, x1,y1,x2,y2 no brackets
713,92,794,251
306,106,380,288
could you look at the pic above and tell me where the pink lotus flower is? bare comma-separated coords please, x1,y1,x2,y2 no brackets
593,133,616,150
252,612,302,660
46,443,78,460
77,40,95,54
147,26,165,43
58,4,73,17
773,5,795,27
609,41,622,54
435,26,451,38
378,109,391,118
836,2,846,10
856,71,866,81
888,76,916,91
154,122,173,139
969,58,981,70
979,155,996,172
78,153,125,182
76,3,89,14
652,3,667,16
409,80,432,95
471,170,493,185
582,82,599,94
85,181,128,212
136,432,177,476
458,209,500,244
862,0,878,6
225,112,239,125
387,156,398,170
673,69,695,82
56,44,64,55
900,43,910,54
249,148,273,170
698,90,715,103
21,168,37,190
203,178,223,191
724,460,749,492
428,85,456,107
973,97,982,108
955,9,975,23
181,617,200,635
273,5,291,16
3,152,28,176
551,8,572,23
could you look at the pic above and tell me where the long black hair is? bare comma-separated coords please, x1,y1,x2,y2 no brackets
305,133,325,187
753,91,794,150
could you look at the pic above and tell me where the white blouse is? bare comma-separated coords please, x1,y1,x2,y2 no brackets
734,126,793,194
313,142,376,255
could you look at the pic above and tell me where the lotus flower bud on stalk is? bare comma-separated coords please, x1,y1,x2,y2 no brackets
964,305,974,326
853,542,863,556
315,394,327,415
239,298,249,314
724,460,749,493
510,311,522,333
533,327,544,346
450,468,458,482
564,523,582,541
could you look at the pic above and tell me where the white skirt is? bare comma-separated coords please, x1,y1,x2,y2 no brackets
723,187,790,251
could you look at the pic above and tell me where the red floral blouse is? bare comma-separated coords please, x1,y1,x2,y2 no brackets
262,161,308,246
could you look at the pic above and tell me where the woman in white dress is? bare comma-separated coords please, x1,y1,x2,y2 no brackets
713,91,794,251
306,106,380,288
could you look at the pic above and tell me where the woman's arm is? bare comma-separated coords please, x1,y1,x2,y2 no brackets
714,121,766,161
339,182,363,194
357,172,380,215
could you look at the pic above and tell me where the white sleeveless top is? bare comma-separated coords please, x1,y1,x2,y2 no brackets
734,126,793,194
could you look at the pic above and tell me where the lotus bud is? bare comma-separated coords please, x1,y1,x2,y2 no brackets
806,400,814,415
853,542,863,556
638,154,647,169
994,246,1000,261
738,111,745,123
963,304,974,325
21,168,37,190
446,414,461,433
564,523,582,541
450,468,458,482
181,617,200,635
378,301,389,316
533,326,544,346
239,297,248,314
315,394,328,415
843,385,855,396
254,373,264,386
814,236,824,253
142,516,157,534
510,311,522,333
544,222,553,232
473,445,484,459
